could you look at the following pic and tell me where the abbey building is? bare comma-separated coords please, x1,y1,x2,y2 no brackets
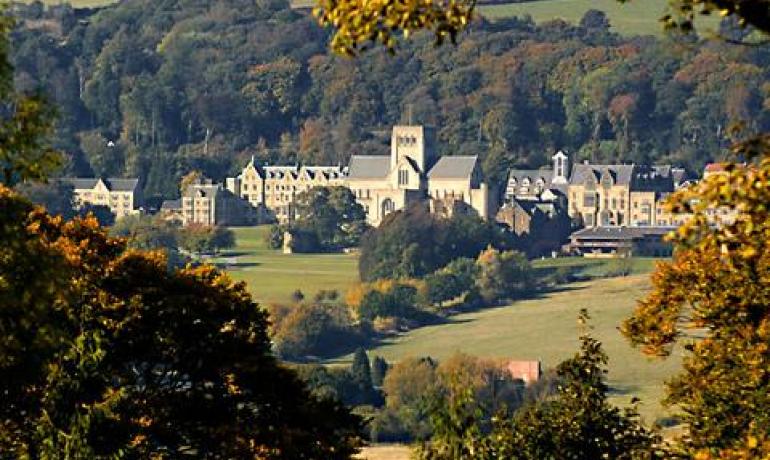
346,125,492,226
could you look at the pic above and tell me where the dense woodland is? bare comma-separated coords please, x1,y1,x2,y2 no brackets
11,0,770,201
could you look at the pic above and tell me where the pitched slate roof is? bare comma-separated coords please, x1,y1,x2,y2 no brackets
569,164,635,186
507,169,553,184
348,155,390,179
571,226,674,241
160,199,181,211
59,177,139,192
105,178,139,192
61,178,99,189
184,184,222,198
427,156,478,179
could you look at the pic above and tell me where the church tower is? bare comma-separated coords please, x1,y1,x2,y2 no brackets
390,125,436,173
552,150,569,185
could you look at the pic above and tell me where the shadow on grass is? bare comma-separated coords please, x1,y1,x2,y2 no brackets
215,262,262,270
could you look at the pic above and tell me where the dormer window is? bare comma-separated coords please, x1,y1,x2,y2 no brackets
601,171,614,188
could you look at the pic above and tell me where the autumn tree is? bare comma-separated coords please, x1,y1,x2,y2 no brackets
622,137,770,458
0,187,363,457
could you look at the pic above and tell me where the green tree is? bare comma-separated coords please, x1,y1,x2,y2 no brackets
0,12,59,186
350,347,377,405
371,356,389,387
493,310,659,459
416,312,659,459
475,247,532,304
15,180,75,219
292,186,368,252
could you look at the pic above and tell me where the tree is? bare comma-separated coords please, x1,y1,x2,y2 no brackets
415,312,659,459
0,12,59,186
78,203,115,227
622,138,770,458
475,247,532,304
491,310,659,459
15,180,75,219
350,347,377,405
359,205,514,281
0,187,364,458
372,356,390,387
177,224,235,255
291,186,368,252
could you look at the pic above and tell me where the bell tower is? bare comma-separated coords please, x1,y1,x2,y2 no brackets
552,150,569,185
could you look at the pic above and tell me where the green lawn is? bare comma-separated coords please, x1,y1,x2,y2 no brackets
215,226,359,305
335,274,681,423
479,0,720,37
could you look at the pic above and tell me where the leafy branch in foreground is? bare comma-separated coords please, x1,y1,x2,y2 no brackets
313,0,476,55
622,135,770,457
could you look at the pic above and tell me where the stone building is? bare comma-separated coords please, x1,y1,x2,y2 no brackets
181,179,253,226
565,159,690,228
59,177,141,219
227,161,347,223
346,125,492,226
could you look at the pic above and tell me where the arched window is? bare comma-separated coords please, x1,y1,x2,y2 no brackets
381,198,395,216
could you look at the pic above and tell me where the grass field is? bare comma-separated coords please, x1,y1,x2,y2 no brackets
332,273,680,424
478,0,719,36
218,225,664,304
214,226,359,304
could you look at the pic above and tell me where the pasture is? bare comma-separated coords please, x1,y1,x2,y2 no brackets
215,226,359,305
333,274,680,424
478,0,720,36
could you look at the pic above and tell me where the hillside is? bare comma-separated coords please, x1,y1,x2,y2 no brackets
332,274,680,423
11,0,766,204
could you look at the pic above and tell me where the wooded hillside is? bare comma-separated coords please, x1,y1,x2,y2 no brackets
12,0,770,200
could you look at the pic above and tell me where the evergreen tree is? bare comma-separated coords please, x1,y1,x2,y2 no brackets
350,347,376,405
371,356,389,387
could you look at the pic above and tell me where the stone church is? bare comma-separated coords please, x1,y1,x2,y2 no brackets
346,125,493,226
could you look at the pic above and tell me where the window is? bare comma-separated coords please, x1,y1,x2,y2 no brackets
611,198,617,209
584,213,595,226
583,192,596,207
398,169,409,186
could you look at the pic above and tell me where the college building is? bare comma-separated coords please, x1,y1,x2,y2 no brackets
225,162,347,223
58,177,142,219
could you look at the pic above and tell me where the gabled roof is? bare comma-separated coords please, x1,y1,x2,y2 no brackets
427,156,478,179
348,155,390,179
184,183,221,198
160,199,181,211
570,164,635,186
507,169,553,185
62,178,99,189
105,178,140,192
59,177,139,192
